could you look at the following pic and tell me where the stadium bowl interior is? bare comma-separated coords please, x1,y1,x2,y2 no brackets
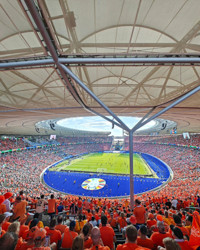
0,0,200,199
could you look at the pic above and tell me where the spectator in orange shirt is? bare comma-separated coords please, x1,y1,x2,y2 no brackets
32,228,56,250
13,196,27,221
0,196,6,215
7,221,24,250
22,218,39,241
118,212,127,231
77,197,83,212
45,218,62,248
170,214,189,237
62,220,78,249
87,209,93,221
55,215,67,234
19,218,29,238
70,203,78,214
100,215,116,250
109,213,117,229
28,213,44,229
81,223,93,249
0,232,18,249
163,237,181,250
146,213,157,230
150,221,171,248
47,194,56,219
75,214,85,233
163,211,175,226
86,226,109,250
0,214,6,238
133,199,146,229
170,225,193,250
137,225,154,249
2,212,12,232
184,215,192,236
72,235,84,250
116,225,148,250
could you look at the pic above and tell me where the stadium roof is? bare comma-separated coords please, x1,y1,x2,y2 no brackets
0,0,200,135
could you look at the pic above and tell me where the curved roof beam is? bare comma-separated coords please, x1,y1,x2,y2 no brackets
120,20,200,105
61,24,178,54
9,70,68,107
79,24,178,44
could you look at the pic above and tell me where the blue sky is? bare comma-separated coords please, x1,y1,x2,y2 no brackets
58,116,155,136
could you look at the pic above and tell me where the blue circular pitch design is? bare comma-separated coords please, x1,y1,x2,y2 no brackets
43,152,172,197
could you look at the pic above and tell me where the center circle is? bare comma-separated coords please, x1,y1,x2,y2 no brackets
81,178,106,190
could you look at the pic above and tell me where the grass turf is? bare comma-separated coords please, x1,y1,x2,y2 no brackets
50,153,156,176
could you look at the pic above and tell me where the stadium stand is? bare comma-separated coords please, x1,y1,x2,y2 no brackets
0,134,199,249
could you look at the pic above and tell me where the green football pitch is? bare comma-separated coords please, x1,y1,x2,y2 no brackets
50,152,156,177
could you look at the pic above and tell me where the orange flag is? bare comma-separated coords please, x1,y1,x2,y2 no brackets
189,211,200,247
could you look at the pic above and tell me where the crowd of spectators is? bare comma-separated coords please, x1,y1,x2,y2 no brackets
147,134,200,147
0,135,199,249
0,138,28,151
0,193,199,249
125,134,200,147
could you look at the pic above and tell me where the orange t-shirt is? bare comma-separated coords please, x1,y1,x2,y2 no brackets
26,247,51,250
86,245,110,250
133,206,146,224
116,242,148,249
45,227,62,244
109,218,117,228
150,232,171,247
13,200,27,220
55,224,67,234
77,200,82,208
19,242,34,250
0,229,6,238
169,225,189,237
0,204,6,214
61,228,78,249
23,226,39,241
137,237,155,249
118,217,127,230
100,225,115,249
84,236,93,249
19,224,29,238
15,237,23,250
177,240,193,250
48,199,56,213
2,221,11,231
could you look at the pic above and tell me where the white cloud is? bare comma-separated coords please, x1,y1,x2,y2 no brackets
57,116,155,136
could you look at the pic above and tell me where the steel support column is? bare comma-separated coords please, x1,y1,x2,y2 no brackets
131,107,156,133
129,130,134,210
59,64,130,132
25,0,86,108
139,85,200,129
